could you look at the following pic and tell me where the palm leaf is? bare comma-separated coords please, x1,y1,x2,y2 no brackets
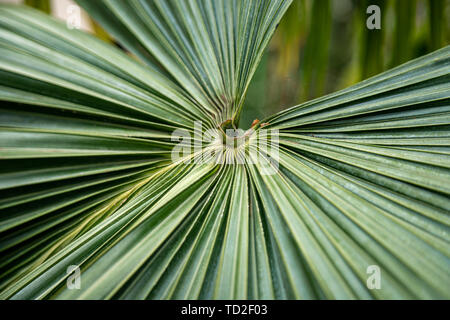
0,1,449,300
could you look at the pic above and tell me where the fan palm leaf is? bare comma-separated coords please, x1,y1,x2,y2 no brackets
0,1,449,299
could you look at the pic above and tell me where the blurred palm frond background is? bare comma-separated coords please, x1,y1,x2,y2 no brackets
243,0,449,126
3,0,449,127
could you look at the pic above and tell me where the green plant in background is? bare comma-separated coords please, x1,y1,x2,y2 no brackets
0,0,449,299
390,0,416,67
242,0,449,126
357,0,385,80
24,0,50,14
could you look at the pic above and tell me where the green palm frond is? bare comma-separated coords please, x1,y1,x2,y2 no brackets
0,1,449,300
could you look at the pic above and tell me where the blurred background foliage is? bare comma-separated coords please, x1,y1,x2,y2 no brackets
5,0,450,127
242,0,450,127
